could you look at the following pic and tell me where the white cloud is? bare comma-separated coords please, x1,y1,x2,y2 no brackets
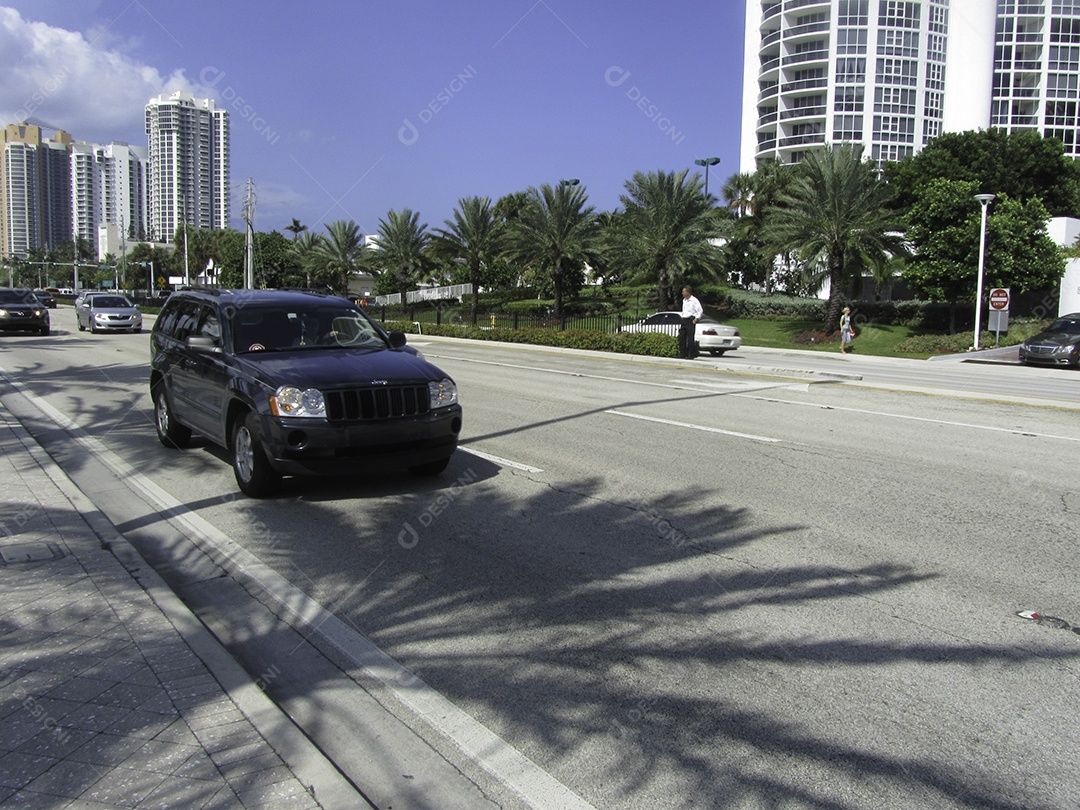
0,6,196,142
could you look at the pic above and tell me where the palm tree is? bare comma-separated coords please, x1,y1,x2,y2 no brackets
762,143,906,331
373,209,430,305
504,183,600,320
290,231,325,288
313,220,366,296
615,169,724,310
284,218,308,242
431,196,504,324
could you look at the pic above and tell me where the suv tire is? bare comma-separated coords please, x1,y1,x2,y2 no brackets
232,411,281,497
153,383,191,448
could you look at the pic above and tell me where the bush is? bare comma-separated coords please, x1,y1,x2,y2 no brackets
387,321,678,357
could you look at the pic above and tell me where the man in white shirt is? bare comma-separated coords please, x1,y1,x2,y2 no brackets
679,286,703,359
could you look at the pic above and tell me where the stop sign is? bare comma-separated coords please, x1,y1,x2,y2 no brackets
989,288,1010,310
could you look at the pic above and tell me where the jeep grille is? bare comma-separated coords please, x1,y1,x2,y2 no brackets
324,385,430,421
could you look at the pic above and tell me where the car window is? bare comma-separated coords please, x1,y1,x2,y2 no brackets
196,308,221,344
0,289,37,304
155,297,181,336
231,305,386,352
172,299,203,341
1049,318,1080,334
92,296,129,308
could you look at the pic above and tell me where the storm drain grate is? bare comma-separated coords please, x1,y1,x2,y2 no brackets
0,543,65,564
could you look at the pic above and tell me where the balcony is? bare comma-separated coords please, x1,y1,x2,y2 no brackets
780,105,826,120
781,78,828,92
779,133,827,147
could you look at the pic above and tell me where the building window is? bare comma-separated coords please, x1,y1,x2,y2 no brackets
835,57,866,83
1051,16,1080,43
879,2,921,30
833,114,864,140
1049,45,1080,70
923,118,943,141
928,3,948,35
875,86,916,113
1046,99,1077,126
872,143,914,163
834,86,865,111
924,90,944,117
838,0,869,27
873,115,915,142
1048,72,1080,97
926,62,945,91
876,57,919,86
878,29,920,57
837,28,868,54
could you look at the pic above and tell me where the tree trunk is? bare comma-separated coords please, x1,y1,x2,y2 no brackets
824,259,844,333
470,262,479,325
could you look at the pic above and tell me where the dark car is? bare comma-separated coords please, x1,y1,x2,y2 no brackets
1018,313,1080,368
33,289,56,308
149,288,462,496
0,288,50,335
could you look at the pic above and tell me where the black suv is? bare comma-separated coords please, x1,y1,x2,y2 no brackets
149,289,462,496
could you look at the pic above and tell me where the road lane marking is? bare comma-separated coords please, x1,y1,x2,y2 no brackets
459,447,544,473
605,409,782,443
4,376,596,810
733,392,1080,443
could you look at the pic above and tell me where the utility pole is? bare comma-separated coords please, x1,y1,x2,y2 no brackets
243,178,256,289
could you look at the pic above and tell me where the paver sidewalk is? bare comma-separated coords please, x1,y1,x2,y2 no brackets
0,408,349,809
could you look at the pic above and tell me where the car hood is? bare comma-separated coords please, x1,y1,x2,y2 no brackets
1025,331,1080,347
238,348,450,390
92,307,140,315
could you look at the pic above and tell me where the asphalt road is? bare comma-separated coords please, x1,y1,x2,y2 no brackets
1,312,1079,810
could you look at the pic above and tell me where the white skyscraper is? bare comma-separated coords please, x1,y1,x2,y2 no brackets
70,141,150,255
145,92,230,241
741,1,1080,171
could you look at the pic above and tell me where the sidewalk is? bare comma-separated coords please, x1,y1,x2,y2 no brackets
0,408,363,808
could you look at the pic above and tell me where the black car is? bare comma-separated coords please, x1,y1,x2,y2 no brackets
33,289,57,308
0,288,50,335
1018,313,1080,368
149,289,463,496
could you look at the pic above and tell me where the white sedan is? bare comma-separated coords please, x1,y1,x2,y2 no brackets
621,311,742,356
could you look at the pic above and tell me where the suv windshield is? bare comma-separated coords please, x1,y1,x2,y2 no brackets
231,305,388,353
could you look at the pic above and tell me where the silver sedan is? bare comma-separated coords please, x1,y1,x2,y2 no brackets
77,294,143,334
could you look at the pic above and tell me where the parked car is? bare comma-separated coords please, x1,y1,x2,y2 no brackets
77,294,143,333
0,288,50,335
1018,313,1080,368
149,288,462,496
33,289,56,308
622,311,742,356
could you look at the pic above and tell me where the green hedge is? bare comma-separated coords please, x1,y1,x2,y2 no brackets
386,321,679,357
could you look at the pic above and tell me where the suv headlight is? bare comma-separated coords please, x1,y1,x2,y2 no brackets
270,386,326,417
429,379,457,408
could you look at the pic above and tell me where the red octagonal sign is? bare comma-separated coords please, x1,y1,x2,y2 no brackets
989,288,1010,310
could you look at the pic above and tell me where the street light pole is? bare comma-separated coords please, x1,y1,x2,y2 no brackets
694,157,720,198
973,193,995,351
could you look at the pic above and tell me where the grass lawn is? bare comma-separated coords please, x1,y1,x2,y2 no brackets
727,318,933,358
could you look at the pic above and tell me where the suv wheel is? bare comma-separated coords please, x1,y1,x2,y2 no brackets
232,412,281,497
153,383,191,448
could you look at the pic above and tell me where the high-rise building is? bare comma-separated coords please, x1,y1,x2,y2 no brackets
145,92,230,242
70,141,150,256
1,123,73,259
741,1,1080,170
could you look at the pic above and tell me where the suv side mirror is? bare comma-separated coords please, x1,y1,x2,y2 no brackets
387,330,407,348
186,336,222,354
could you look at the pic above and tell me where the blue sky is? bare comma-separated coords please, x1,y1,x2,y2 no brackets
0,1,745,239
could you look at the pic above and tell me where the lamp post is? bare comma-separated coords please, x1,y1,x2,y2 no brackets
972,193,995,351
694,157,720,198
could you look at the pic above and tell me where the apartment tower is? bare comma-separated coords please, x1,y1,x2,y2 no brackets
741,1,1080,170
1,123,73,259
144,92,230,242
